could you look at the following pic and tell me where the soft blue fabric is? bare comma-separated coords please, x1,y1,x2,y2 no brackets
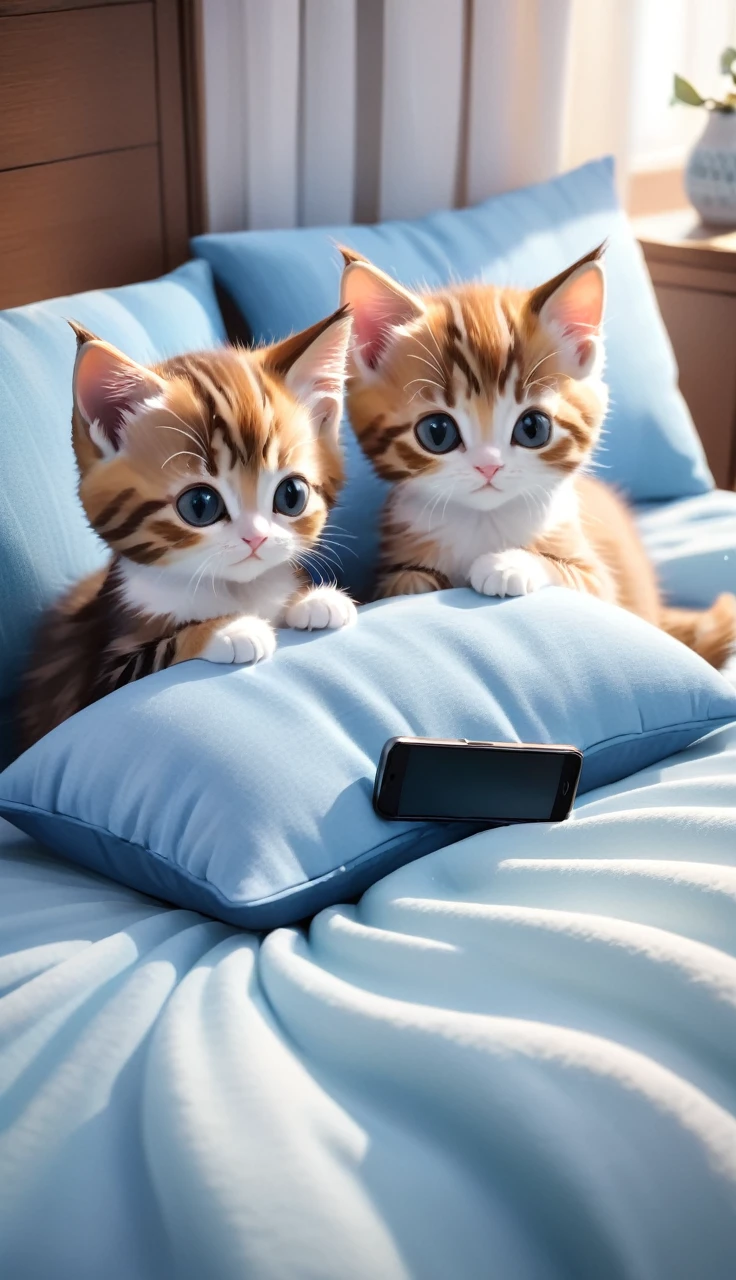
1,588,734,931
636,488,736,608
3,723,736,1277
193,157,712,601
0,260,227,769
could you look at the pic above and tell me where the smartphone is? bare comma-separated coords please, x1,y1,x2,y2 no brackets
373,737,582,824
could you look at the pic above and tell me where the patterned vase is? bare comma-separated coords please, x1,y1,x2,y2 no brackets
685,109,736,227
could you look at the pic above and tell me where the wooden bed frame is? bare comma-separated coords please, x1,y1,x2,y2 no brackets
0,0,202,310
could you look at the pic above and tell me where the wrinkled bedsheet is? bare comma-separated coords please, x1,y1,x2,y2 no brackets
636,488,736,615
2,722,736,1279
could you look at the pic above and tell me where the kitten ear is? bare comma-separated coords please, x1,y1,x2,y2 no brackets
340,258,424,371
72,334,166,455
336,243,369,267
264,307,353,441
68,320,101,348
529,245,606,379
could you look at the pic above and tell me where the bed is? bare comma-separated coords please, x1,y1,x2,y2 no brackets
2,155,736,1278
2,721,736,1279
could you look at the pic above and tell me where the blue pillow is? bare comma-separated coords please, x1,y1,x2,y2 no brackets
193,157,712,603
0,589,733,931
0,260,227,768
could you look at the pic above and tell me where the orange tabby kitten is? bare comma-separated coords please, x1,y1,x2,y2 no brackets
340,245,736,668
20,309,356,748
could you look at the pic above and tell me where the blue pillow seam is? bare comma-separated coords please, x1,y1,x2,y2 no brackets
1,713,733,907
582,715,736,757
0,797,462,909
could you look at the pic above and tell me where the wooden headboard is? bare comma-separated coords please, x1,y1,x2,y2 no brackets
0,0,201,309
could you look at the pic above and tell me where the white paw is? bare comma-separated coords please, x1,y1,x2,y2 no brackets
200,616,276,665
285,586,357,631
469,550,551,598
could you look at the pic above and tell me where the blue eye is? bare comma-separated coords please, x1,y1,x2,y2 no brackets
176,486,226,526
273,475,310,517
512,410,552,449
415,413,461,454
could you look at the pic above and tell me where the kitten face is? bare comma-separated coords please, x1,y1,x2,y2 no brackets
340,248,608,516
70,311,351,590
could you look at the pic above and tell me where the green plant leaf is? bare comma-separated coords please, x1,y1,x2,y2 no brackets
673,74,705,106
720,46,736,74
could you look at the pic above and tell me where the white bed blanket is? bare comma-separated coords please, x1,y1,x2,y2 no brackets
2,724,736,1279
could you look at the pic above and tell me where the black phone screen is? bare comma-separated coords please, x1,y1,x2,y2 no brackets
397,744,569,821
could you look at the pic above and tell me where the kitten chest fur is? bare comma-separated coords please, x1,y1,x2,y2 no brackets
390,478,579,585
118,558,301,625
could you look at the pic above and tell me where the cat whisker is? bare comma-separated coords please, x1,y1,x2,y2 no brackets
425,482,449,532
407,388,434,407
525,376,559,396
519,488,545,522
318,535,359,560
324,523,358,540
154,421,208,458
295,550,338,587
420,324,448,372
411,333,446,371
414,479,446,528
189,546,225,599
407,350,445,379
522,349,559,391
439,476,460,524
158,409,209,450
208,547,229,599
161,450,203,470
406,377,444,404
405,375,444,393
308,541,345,571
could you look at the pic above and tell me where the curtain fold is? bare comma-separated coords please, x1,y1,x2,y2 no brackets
199,0,638,233
465,0,575,205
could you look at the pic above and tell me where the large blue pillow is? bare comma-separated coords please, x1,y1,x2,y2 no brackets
193,157,712,603
0,260,227,768
1,588,733,931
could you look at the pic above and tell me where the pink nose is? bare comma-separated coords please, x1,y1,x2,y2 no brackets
475,463,503,481
243,535,267,552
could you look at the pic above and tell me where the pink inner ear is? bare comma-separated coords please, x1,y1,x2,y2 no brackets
285,316,352,405
352,298,401,367
75,344,155,448
548,268,605,340
344,270,418,368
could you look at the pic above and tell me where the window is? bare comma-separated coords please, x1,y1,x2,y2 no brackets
629,0,736,174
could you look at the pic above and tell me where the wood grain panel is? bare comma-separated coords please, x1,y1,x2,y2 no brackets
0,4,157,171
654,283,736,489
0,1,130,15
0,148,164,309
154,0,191,265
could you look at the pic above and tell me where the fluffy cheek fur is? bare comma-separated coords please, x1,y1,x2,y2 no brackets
78,423,331,588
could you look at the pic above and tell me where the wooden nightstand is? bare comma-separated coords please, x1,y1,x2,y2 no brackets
635,209,736,490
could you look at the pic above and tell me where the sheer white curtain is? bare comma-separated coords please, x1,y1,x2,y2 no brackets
196,0,653,234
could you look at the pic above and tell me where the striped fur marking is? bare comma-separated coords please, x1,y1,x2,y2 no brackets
21,308,356,746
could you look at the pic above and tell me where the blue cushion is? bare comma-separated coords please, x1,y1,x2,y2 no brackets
193,157,713,602
1,588,733,931
0,260,227,768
